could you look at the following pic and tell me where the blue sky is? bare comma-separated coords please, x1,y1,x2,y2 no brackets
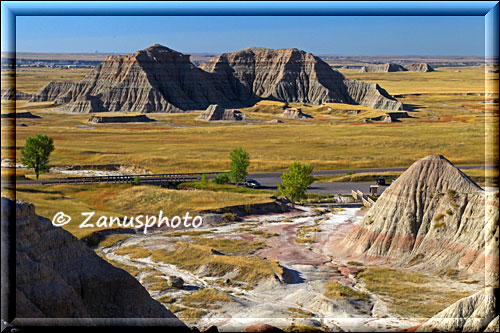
15,16,485,56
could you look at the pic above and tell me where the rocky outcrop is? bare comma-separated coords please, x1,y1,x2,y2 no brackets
29,81,80,103
359,63,408,73
1,87,32,100
31,44,231,113
196,104,247,121
4,197,186,326
201,47,403,111
417,288,498,332
88,114,155,123
341,155,497,275
363,111,412,123
31,44,403,112
406,63,435,72
344,79,402,110
281,108,313,119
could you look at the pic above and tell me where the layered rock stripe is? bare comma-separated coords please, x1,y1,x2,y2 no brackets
30,44,403,113
341,155,496,276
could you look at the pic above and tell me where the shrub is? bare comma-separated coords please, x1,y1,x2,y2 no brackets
213,172,230,184
132,176,141,185
447,189,457,198
434,213,445,221
324,280,370,300
434,221,445,229
200,174,208,186
347,261,363,266
222,212,238,222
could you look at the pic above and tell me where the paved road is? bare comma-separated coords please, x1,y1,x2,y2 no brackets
248,165,494,194
4,165,493,195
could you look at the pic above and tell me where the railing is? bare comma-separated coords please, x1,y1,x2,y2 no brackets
40,172,222,185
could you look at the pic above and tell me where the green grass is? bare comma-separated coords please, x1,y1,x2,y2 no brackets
357,267,472,317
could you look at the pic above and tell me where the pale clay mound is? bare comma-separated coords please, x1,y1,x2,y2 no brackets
2,197,186,327
406,63,436,72
281,108,313,119
196,104,248,121
341,155,497,276
30,44,403,113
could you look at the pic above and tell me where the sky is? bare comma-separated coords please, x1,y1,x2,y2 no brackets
14,16,485,56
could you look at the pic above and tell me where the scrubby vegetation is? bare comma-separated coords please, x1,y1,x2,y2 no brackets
182,288,232,309
357,267,472,317
115,245,152,259
323,280,370,300
150,242,282,286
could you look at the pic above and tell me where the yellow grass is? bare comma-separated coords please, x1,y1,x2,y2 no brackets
357,267,473,318
8,183,273,239
323,280,370,300
1,66,497,175
150,241,283,286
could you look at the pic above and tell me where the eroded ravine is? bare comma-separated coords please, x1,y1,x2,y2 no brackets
100,206,423,331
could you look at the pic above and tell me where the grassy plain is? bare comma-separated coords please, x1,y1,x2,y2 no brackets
1,65,498,236
3,183,273,239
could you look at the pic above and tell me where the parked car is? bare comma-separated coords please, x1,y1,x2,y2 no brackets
376,177,387,186
244,179,261,189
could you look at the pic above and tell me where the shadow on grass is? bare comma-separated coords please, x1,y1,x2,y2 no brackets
15,187,63,195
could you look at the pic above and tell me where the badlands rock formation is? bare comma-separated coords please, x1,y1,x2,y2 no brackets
418,189,499,332
281,108,313,119
201,47,403,111
31,44,403,112
359,63,408,73
406,63,435,72
1,87,32,100
196,104,247,121
341,155,495,275
4,197,185,326
417,288,498,332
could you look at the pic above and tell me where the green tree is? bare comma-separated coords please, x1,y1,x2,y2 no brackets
20,134,55,180
278,162,314,202
228,147,250,183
